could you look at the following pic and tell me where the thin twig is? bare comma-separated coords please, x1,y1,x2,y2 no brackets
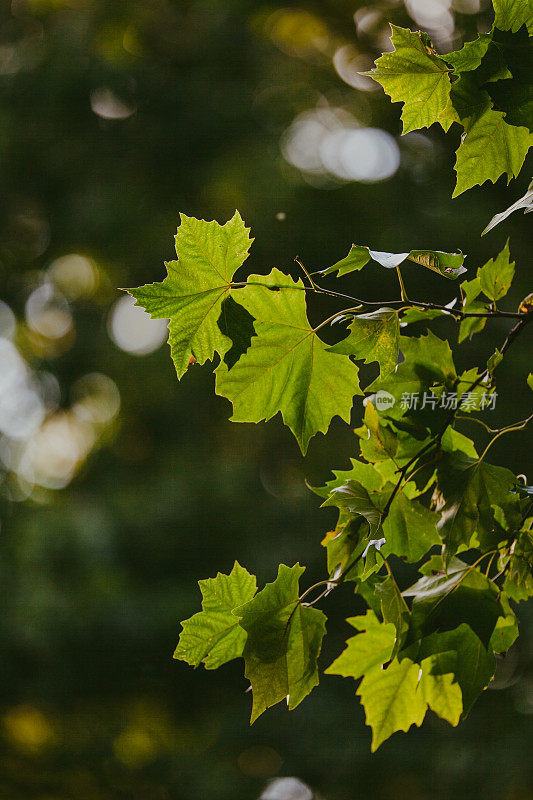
230,281,527,319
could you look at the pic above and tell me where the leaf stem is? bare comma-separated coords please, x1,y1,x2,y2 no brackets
478,413,533,462
230,281,527,320
396,266,409,302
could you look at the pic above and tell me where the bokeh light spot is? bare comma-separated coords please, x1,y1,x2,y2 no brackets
90,87,136,120
108,295,168,356
25,283,73,340
48,254,98,299
72,373,120,424
0,300,16,339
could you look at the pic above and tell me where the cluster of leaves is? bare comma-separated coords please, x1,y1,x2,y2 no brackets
367,1,533,195
128,2,533,752
129,204,532,749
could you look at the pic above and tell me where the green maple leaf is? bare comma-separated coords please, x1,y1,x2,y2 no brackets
405,558,503,649
478,241,515,300
234,564,327,723
367,26,457,134
435,453,517,554
128,212,252,378
490,594,519,653
325,611,396,679
354,402,429,465
377,574,410,647
174,562,257,668
323,479,382,537
367,331,456,417
418,652,463,726
493,0,533,34
356,404,402,464
381,491,441,562
459,276,487,342
321,517,370,580
328,309,399,379
215,269,361,454
315,458,385,502
443,32,493,73
453,109,533,197
407,623,495,713
488,80,533,132
323,244,465,280
504,531,533,601
357,657,427,751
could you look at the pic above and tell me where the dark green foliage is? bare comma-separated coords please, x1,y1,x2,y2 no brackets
130,4,533,752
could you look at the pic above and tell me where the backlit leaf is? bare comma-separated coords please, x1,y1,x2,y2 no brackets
325,611,396,679
493,0,533,34
323,244,465,279
216,269,361,453
453,110,533,197
234,564,327,722
129,212,252,378
328,309,399,379
367,26,457,134
174,562,257,669
357,657,427,751
478,241,515,300
419,652,463,725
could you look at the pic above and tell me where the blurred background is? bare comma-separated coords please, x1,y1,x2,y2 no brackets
0,0,532,798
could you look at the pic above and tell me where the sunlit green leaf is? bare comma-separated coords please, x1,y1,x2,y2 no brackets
325,611,396,679
504,531,533,601
478,241,515,300
323,479,382,537
234,564,327,722
378,574,410,647
490,594,519,653
329,309,399,379
129,212,252,378
367,331,456,418
443,32,492,72
381,491,441,562
493,0,533,34
406,624,495,713
435,453,517,554
216,269,361,453
357,657,427,751
453,110,533,197
368,26,457,134
174,562,257,668
419,652,463,725
405,558,503,649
